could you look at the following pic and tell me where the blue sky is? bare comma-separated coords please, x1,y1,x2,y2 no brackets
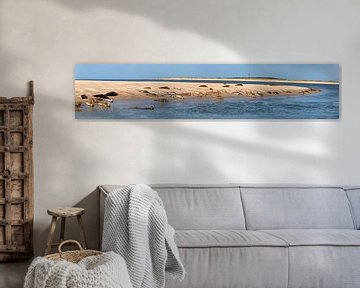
75,64,339,81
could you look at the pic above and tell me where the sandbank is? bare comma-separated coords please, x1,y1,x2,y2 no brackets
75,80,321,107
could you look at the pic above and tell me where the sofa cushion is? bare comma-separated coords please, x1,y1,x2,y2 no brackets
165,247,289,288
261,230,360,288
287,246,360,288
262,229,360,246
100,184,246,230
241,186,355,230
154,186,246,230
175,230,287,248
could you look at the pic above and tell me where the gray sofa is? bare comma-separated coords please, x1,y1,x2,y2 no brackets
99,185,360,288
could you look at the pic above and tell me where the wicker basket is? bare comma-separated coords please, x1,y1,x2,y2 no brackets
45,240,102,263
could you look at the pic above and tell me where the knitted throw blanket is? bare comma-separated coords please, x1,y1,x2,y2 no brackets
24,251,133,288
102,184,185,288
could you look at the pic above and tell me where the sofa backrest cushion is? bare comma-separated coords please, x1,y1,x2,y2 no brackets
240,186,355,230
153,185,246,230
345,188,360,229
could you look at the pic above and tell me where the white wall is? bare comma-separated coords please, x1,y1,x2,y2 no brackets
0,0,359,255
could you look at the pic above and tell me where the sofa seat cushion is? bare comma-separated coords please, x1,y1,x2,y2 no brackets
260,230,360,288
175,230,288,248
166,246,289,288
262,229,360,246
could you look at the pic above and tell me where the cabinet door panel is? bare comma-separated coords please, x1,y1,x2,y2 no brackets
9,110,23,127
0,95,33,261
11,180,24,198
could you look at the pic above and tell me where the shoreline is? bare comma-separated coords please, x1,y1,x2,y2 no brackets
160,78,339,85
75,80,321,108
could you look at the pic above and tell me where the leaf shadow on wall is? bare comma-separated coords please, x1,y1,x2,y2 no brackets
51,0,351,60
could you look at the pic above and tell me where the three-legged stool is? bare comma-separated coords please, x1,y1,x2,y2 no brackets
45,207,87,255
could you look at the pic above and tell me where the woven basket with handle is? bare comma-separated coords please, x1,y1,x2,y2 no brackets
45,240,102,263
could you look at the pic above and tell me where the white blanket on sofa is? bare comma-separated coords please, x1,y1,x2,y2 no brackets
102,184,185,288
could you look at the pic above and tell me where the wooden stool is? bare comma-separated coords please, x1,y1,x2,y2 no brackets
45,207,87,255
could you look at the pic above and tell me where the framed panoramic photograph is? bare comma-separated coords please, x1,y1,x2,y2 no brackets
75,64,339,119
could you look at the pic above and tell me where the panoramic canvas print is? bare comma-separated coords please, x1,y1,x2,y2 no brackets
75,64,339,119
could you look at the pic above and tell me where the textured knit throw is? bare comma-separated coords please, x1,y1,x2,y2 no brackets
24,251,133,288
102,184,185,288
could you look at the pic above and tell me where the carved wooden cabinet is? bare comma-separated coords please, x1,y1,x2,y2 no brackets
0,82,34,261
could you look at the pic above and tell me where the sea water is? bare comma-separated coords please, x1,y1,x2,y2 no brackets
75,81,339,119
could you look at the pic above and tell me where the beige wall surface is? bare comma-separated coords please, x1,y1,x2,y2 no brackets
0,0,359,255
